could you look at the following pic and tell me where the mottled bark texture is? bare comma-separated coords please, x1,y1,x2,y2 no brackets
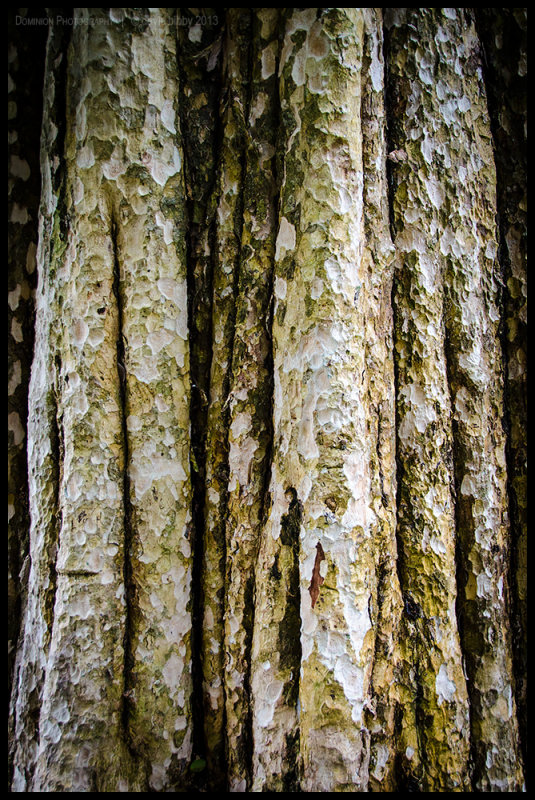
8,8,526,793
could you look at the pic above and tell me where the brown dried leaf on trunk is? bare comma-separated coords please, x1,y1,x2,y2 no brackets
309,542,325,609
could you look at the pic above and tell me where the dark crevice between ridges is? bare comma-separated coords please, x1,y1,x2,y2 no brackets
382,13,423,792
381,15,404,793
180,91,210,794
45,10,74,246
278,488,303,792
381,15,398,245
474,10,528,784
381,10,406,605
110,215,136,759
175,8,226,788
46,358,65,649
239,573,256,788
259,8,285,532
7,8,48,710
442,319,476,790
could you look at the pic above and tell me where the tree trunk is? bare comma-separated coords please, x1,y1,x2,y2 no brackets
8,8,526,793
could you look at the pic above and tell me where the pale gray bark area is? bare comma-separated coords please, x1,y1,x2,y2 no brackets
9,7,526,793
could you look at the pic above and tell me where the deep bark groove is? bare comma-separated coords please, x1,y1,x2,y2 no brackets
110,217,136,756
382,12,404,596
443,320,476,788
175,10,226,774
45,375,64,654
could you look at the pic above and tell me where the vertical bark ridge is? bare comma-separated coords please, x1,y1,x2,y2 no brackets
101,11,193,789
360,9,403,792
14,10,193,791
175,9,225,784
251,8,385,791
407,8,521,791
110,215,136,757
474,10,527,780
199,9,253,784
222,8,283,791
385,8,472,792
26,14,140,785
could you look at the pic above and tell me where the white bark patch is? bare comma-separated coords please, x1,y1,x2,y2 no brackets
228,436,258,492
132,26,163,81
424,175,445,209
148,145,182,186
340,450,370,529
131,452,187,499
160,99,176,133
282,326,340,374
373,744,390,780
476,571,492,599
146,328,174,355
310,277,324,299
275,217,296,261
274,276,287,300
162,652,184,691
398,382,438,443
72,318,89,348
155,211,174,244
188,23,202,43
157,276,188,311
255,678,284,727
368,32,383,92
307,20,329,60
436,663,457,705
458,340,491,388
230,411,252,439
73,177,84,206
76,144,95,170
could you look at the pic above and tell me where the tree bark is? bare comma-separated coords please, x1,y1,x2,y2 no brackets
8,8,526,793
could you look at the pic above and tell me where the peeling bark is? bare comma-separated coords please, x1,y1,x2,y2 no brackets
9,7,526,793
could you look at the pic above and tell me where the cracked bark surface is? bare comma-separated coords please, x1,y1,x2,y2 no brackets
9,7,526,793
